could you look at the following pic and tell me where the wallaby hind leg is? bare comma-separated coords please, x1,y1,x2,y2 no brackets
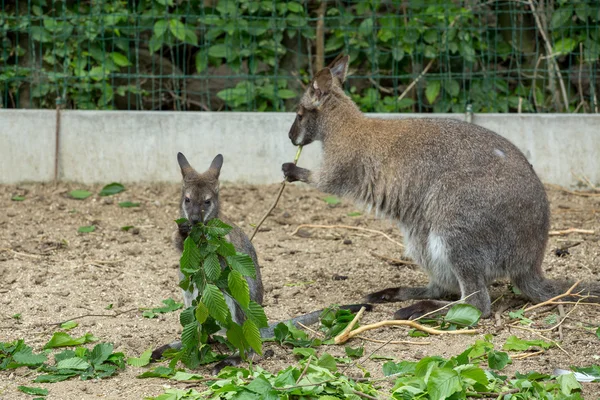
363,284,455,304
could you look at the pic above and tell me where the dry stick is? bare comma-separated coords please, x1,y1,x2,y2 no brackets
48,308,139,327
335,319,477,345
528,0,569,111
54,101,61,182
548,228,594,236
249,146,303,241
523,281,581,313
292,224,404,248
297,321,324,338
356,335,431,345
509,325,570,357
397,58,435,102
337,306,367,342
512,350,545,360
351,390,380,400
0,248,43,259
295,355,314,384
370,252,417,266
413,291,481,322
546,183,600,197
315,0,326,72
557,304,565,341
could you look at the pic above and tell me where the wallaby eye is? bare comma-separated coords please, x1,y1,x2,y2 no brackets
297,114,303,121
204,199,211,205
184,197,191,203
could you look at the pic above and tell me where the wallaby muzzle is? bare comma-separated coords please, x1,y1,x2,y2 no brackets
288,116,312,146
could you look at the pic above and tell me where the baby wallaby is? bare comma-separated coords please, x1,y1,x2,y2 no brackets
152,152,370,373
282,54,599,320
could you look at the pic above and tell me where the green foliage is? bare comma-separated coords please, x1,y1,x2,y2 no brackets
0,340,47,370
444,304,482,327
323,195,341,205
118,201,140,208
167,218,267,369
59,321,78,331
502,335,554,351
99,183,125,196
44,332,98,349
126,349,152,367
68,190,92,200
11,195,25,201
142,298,184,319
2,1,596,112
17,386,48,396
77,225,96,233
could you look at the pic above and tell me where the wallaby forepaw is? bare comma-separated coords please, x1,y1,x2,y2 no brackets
282,163,300,182
363,288,401,303
150,345,170,362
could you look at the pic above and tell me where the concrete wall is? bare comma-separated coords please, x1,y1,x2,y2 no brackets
1,110,598,187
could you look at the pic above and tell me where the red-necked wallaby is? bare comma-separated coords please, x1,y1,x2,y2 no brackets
152,152,370,373
282,54,599,320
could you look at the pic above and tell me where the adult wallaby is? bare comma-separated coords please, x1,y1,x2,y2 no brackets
282,54,599,320
151,152,370,373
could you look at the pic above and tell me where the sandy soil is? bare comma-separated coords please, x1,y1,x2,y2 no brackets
0,182,599,399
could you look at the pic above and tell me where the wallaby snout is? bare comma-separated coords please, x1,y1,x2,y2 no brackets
288,116,300,145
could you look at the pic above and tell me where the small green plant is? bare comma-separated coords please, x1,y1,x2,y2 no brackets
11,195,25,201
118,201,140,208
165,218,268,369
68,190,92,200
59,321,78,330
99,182,125,196
77,225,96,233
142,298,184,319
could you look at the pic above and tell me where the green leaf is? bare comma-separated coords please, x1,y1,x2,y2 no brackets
195,301,209,324
444,79,460,97
317,353,337,372
554,38,577,56
195,50,208,74
277,89,297,100
99,182,125,196
34,374,76,383
44,332,97,349
120,226,134,231
227,254,256,278
358,18,374,36
69,190,92,200
287,2,303,13
12,348,47,366
11,195,25,201
206,219,233,236
551,6,573,29
243,320,262,355
118,201,140,208
292,347,316,358
427,367,462,400
503,335,553,351
60,321,78,330
181,237,201,274
347,211,362,217
345,346,364,358
558,372,582,395
56,357,90,370
169,19,186,41
184,28,198,46
180,307,195,326
202,284,230,323
17,386,48,396
127,348,152,367
445,304,481,327
228,270,250,308
78,225,96,233
208,44,228,58
154,20,168,38
226,322,246,354
90,343,114,366
12,313,22,319
203,253,222,281
171,371,204,381
110,52,131,67
596,326,600,339
181,322,199,349
487,350,510,370
137,366,176,379
323,195,341,205
426,80,441,104
243,301,269,329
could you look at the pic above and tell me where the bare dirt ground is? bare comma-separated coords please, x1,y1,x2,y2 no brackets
1,182,599,399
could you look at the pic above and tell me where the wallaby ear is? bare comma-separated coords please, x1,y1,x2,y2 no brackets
177,152,195,177
329,55,349,84
312,68,333,101
208,154,224,179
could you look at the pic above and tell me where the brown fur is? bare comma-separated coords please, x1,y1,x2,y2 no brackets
283,54,600,319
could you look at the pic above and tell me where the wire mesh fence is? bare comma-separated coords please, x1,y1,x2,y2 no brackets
1,0,598,113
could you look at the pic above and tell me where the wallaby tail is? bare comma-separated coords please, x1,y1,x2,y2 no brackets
513,275,600,304
259,303,373,339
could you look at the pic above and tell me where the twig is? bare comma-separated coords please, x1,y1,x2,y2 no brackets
334,319,477,344
523,281,581,313
47,308,139,327
356,335,431,345
291,224,404,248
548,228,594,236
546,183,600,197
0,248,42,259
512,350,545,360
272,379,336,391
295,355,313,384
352,390,380,400
89,259,124,265
297,322,324,338
397,58,435,102
414,291,481,322
250,146,302,241
557,304,565,341
370,252,417,266
368,77,394,94
342,337,394,376
532,54,543,112
337,306,367,342
577,42,588,113
528,0,569,111
315,1,326,72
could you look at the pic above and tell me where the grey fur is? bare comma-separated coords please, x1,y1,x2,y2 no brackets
282,54,600,319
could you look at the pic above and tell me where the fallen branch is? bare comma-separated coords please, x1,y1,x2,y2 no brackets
0,248,43,259
292,224,404,248
356,335,431,345
548,228,595,236
295,355,314,384
250,146,303,241
47,308,139,327
397,58,435,102
512,350,545,360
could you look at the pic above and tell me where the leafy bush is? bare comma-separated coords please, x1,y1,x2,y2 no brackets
0,0,598,112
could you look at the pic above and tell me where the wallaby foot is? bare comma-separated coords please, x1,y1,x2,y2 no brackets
212,349,275,375
363,285,451,304
393,300,450,320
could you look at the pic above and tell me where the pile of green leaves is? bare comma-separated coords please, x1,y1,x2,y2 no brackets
164,218,268,369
